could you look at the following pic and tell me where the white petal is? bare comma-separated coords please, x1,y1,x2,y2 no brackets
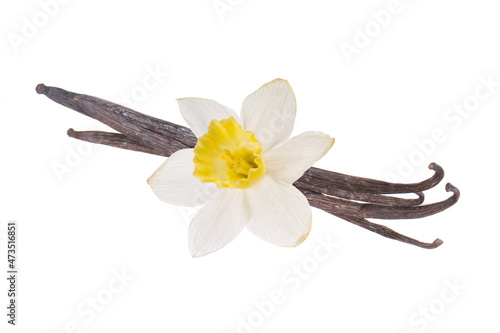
188,189,249,257
240,79,296,151
147,149,217,207
263,131,335,184
245,175,312,247
177,97,240,137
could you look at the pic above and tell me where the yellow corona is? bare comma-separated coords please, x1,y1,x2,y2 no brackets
193,117,265,189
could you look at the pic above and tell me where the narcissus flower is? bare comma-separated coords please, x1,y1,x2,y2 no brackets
148,79,334,257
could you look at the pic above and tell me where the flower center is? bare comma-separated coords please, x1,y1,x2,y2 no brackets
193,117,265,189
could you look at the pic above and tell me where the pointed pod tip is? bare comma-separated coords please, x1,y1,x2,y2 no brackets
445,182,457,192
445,183,460,199
36,83,48,95
432,238,444,248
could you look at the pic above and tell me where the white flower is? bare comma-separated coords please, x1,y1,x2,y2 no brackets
148,79,334,257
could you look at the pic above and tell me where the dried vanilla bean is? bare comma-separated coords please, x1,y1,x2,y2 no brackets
37,84,460,249
332,214,443,249
302,183,459,220
67,129,171,157
297,163,445,195
36,84,195,154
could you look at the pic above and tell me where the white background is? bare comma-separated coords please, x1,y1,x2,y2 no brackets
1,0,499,332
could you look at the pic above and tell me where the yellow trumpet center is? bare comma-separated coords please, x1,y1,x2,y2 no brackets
193,117,265,189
